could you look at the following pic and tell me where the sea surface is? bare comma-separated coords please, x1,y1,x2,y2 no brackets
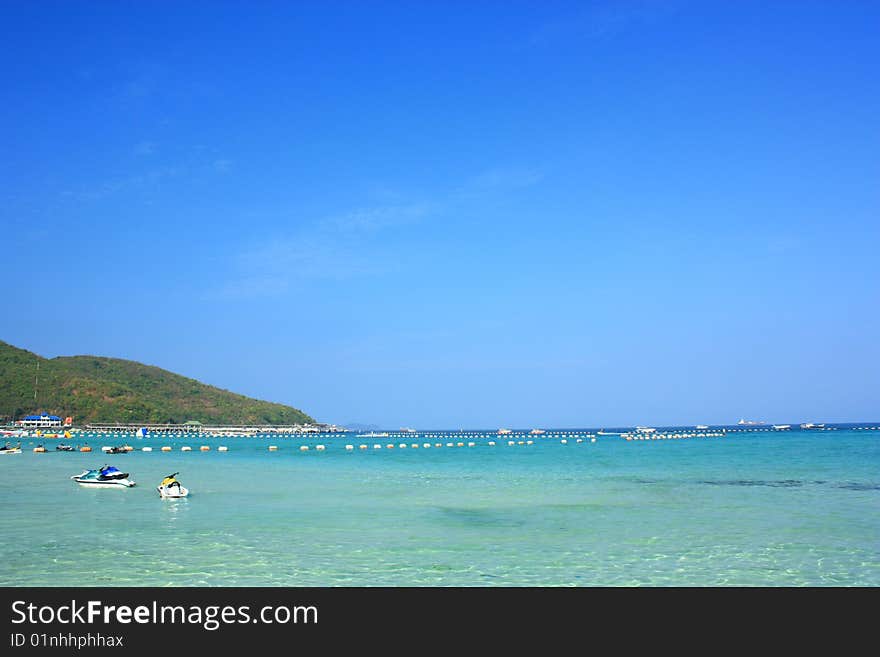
1,427,878,586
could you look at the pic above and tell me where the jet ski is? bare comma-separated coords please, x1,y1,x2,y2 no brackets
56,444,75,452
157,472,189,498
102,445,128,454
0,443,22,455
71,465,136,488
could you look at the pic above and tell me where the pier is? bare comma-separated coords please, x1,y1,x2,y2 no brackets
82,421,347,435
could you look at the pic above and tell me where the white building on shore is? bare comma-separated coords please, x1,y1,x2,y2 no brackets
17,413,64,428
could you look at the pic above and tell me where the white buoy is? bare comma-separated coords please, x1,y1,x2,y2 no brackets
467,442,475,447
561,439,567,444
423,443,431,448
508,440,515,446
200,445,210,451
399,443,407,448
411,443,419,448
161,446,172,452
316,444,325,451
345,444,354,451
359,444,368,450
488,441,496,446
300,445,309,451
181,446,192,452
141,447,153,452
387,444,395,449
446,443,454,447
591,438,596,443
218,446,228,452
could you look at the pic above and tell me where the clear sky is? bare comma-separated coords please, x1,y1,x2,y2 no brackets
2,1,878,428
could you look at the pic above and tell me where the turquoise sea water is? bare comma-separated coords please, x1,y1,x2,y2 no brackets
1,428,878,586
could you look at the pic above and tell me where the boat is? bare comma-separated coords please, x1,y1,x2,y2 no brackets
101,445,128,454
800,423,825,429
695,425,709,430
497,428,512,435
737,419,764,425
71,465,136,488
157,472,189,498
772,424,791,430
529,429,546,435
0,442,22,455
356,431,389,438
56,444,75,451
597,430,619,436
635,426,657,434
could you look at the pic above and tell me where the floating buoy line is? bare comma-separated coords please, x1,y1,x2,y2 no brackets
15,426,878,456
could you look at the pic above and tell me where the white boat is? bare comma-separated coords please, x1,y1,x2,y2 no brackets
635,426,656,434
497,428,512,435
157,472,189,498
0,443,22,455
71,466,136,488
772,424,791,430
696,425,709,430
800,423,825,429
529,429,546,435
737,419,764,425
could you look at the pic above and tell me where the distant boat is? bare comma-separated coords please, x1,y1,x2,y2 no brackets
356,431,389,438
737,419,764,425
772,424,791,430
497,428,512,435
696,425,709,430
400,428,417,434
635,426,656,434
529,429,546,435
800,423,825,429
597,430,619,436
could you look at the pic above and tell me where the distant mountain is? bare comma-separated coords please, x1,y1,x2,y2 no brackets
0,340,314,426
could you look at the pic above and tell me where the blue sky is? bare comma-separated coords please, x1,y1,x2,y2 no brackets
2,1,878,428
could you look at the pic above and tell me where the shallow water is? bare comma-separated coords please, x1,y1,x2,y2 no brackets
1,428,878,586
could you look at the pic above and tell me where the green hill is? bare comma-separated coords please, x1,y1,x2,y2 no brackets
0,340,314,426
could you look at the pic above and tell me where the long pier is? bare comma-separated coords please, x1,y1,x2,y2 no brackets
82,422,346,435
